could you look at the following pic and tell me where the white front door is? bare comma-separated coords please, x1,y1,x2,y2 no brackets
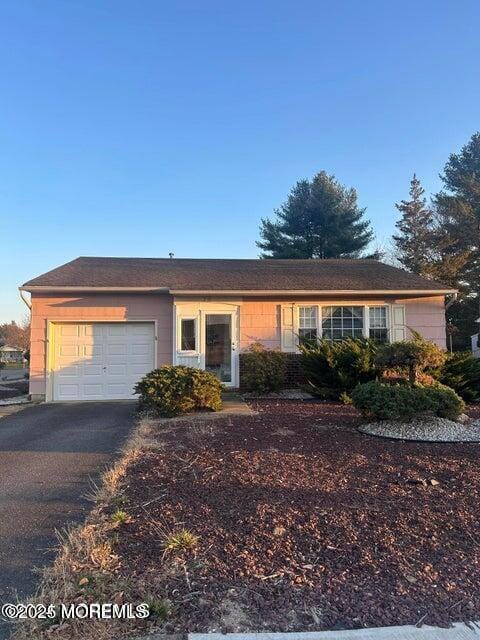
52,322,155,401
174,304,239,387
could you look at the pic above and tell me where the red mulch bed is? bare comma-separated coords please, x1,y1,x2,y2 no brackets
115,400,480,633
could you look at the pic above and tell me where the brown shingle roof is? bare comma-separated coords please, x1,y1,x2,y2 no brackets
21,257,454,293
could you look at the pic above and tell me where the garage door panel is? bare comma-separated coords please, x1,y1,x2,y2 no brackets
57,364,81,377
83,384,104,397
106,383,131,397
56,384,80,399
83,363,103,376
84,344,103,357
53,322,155,401
107,344,127,356
59,345,81,358
129,353,154,365
60,325,81,337
107,325,128,336
131,343,151,355
82,352,103,365
130,361,154,374
107,364,127,376
128,324,153,335
84,324,105,337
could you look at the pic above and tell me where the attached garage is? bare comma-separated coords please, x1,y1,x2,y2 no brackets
51,322,155,401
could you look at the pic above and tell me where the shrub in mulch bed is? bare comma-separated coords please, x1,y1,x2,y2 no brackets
351,381,465,421
135,365,223,417
110,400,480,634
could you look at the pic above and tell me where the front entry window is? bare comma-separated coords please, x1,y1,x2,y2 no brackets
205,314,232,383
180,318,196,351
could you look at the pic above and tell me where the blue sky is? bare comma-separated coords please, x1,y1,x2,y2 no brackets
1,0,479,322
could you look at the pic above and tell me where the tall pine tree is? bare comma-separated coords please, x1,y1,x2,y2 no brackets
257,171,373,259
392,174,435,277
432,132,480,349
434,132,480,292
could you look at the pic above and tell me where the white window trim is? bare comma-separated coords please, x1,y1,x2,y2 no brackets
292,303,393,352
319,304,366,341
298,305,319,342
177,316,199,354
366,305,390,342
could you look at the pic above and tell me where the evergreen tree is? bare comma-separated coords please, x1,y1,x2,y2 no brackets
392,174,435,276
432,132,480,349
434,132,480,293
257,171,373,259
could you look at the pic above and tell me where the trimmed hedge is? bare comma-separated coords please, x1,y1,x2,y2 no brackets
135,365,223,417
300,338,378,399
432,351,480,402
375,331,446,385
241,342,286,393
351,380,465,421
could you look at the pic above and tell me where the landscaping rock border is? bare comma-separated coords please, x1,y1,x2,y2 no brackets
359,416,480,442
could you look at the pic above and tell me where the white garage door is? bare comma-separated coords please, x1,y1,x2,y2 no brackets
53,323,155,401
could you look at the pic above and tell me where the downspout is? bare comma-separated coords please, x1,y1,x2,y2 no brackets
445,292,458,353
19,288,32,311
445,292,458,311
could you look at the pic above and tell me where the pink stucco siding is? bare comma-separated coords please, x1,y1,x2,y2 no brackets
239,296,447,350
29,293,173,397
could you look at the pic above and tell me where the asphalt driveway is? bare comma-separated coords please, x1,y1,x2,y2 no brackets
0,369,28,382
0,402,136,638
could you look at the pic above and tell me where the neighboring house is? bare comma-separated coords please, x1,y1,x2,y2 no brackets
472,318,480,359
21,257,456,402
0,345,24,364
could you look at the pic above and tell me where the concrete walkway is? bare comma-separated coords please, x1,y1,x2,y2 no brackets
157,393,255,424
189,623,480,640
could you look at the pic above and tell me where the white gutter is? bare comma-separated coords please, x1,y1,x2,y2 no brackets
19,289,31,310
20,286,457,297
169,288,457,296
19,286,170,293
445,292,458,310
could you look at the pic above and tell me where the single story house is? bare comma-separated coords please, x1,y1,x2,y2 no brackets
21,256,456,402
0,345,24,364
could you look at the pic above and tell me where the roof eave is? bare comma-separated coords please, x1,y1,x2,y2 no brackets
20,286,457,296
171,289,457,296
19,286,171,293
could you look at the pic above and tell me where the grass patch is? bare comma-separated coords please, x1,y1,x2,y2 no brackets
163,528,199,554
146,597,172,620
110,509,130,525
